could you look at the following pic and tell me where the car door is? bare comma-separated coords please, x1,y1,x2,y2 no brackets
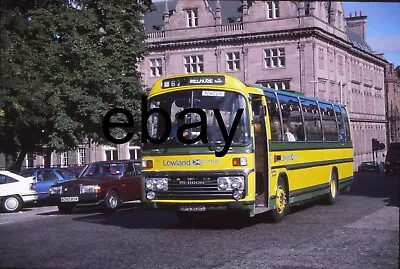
36,170,60,199
122,162,142,201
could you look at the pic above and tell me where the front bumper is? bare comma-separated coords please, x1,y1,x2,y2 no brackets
142,201,254,212
49,193,104,206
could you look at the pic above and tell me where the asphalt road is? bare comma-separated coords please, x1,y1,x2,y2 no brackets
0,172,398,269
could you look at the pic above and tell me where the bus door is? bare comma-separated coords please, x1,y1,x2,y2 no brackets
250,94,268,206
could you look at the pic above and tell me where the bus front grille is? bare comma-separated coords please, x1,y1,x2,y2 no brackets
155,177,233,200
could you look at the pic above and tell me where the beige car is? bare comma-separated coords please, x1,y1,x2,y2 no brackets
0,171,37,213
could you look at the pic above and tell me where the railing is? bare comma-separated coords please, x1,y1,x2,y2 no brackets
146,30,165,39
146,23,243,39
219,23,243,32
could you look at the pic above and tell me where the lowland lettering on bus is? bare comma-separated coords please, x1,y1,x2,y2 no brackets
102,95,243,157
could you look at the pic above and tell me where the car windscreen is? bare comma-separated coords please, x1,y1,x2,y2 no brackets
56,169,76,179
81,163,124,177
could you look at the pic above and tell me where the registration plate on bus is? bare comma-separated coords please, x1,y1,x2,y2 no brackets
180,206,206,212
61,197,79,202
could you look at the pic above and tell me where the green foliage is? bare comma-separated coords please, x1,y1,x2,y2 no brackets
0,0,153,170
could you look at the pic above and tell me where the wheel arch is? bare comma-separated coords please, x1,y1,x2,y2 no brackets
331,166,339,181
277,172,289,194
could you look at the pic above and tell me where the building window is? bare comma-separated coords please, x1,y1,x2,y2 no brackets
257,80,290,90
329,50,334,72
149,58,162,77
77,148,86,166
338,55,344,75
105,148,118,161
184,55,204,74
264,48,285,68
226,52,240,71
319,48,325,69
60,152,68,168
186,9,198,27
25,154,35,169
129,146,141,160
266,1,280,19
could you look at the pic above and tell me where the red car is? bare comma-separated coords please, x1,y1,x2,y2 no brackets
49,160,141,214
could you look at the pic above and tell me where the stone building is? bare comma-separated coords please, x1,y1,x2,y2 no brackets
385,64,400,143
0,0,389,171
138,0,387,169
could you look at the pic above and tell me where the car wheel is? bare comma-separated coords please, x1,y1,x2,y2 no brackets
326,170,338,205
270,178,289,223
104,190,120,211
1,195,23,213
58,204,75,214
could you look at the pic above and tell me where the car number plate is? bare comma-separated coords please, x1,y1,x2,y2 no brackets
180,206,206,212
61,197,79,202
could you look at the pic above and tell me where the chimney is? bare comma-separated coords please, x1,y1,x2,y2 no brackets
215,0,221,25
345,10,367,40
163,1,170,23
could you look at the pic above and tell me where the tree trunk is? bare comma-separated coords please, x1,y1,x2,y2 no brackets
5,150,27,173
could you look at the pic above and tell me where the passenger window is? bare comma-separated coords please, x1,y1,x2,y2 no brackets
319,103,338,141
0,175,16,184
265,92,283,141
41,170,58,181
277,94,305,142
124,162,135,176
334,105,346,141
341,107,352,142
36,171,44,181
300,99,323,141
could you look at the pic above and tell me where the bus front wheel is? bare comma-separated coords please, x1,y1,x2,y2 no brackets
270,179,289,223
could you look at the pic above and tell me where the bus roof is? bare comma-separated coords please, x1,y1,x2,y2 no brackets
149,73,346,108
251,84,346,108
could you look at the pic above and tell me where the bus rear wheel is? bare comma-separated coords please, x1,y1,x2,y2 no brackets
326,170,338,205
270,179,288,223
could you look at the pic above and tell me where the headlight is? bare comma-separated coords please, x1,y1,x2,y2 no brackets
145,179,155,190
217,177,229,190
231,177,244,190
80,185,101,194
155,178,168,191
145,178,168,191
233,190,243,200
49,186,62,195
146,191,155,200
217,176,245,191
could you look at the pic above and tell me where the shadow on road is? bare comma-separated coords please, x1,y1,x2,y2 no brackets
71,206,278,230
342,172,399,207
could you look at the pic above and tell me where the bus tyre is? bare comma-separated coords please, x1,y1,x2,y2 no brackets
271,179,288,223
58,204,74,214
326,171,338,205
104,190,120,212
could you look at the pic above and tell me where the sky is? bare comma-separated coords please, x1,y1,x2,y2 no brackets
151,1,400,66
342,2,400,66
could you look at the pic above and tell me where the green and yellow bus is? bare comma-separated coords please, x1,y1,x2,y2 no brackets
141,73,353,222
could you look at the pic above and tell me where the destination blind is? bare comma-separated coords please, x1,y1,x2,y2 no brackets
161,75,226,89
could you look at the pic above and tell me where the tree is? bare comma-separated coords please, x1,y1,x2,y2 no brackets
0,0,154,172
